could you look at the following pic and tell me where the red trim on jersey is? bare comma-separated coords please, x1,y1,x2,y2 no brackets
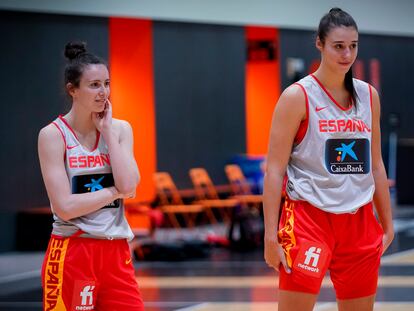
52,121,67,160
59,115,101,152
293,83,309,144
368,84,373,111
92,131,101,152
311,74,353,112
59,115,79,139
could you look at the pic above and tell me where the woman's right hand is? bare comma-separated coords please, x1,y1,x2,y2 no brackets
109,186,136,202
264,235,291,273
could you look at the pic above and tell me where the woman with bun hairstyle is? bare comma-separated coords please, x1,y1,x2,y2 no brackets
263,8,394,310
38,42,144,310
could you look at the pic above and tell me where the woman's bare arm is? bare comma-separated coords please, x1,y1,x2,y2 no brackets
38,124,122,221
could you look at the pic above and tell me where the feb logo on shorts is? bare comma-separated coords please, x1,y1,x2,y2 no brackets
293,240,329,278
71,280,97,311
325,138,370,174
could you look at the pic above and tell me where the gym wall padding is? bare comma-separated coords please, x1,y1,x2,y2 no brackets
245,26,281,156
109,18,156,202
153,21,246,188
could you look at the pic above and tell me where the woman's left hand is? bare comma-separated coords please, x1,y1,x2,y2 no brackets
92,99,113,134
382,229,394,255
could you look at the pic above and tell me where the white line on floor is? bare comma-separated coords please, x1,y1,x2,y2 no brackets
381,248,414,264
175,302,210,311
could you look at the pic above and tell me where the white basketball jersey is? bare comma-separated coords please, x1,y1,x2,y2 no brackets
286,75,375,213
50,115,134,240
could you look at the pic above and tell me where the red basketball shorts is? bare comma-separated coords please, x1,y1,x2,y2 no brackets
42,236,144,311
278,197,383,299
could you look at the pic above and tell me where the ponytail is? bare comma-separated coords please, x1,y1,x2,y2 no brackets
345,67,358,108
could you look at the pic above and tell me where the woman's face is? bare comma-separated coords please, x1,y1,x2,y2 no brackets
317,26,358,75
69,64,110,113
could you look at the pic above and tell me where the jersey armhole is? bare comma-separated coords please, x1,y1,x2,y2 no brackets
51,121,67,161
293,83,309,144
368,84,373,111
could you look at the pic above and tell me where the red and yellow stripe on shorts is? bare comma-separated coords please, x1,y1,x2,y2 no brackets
42,237,69,311
277,199,296,267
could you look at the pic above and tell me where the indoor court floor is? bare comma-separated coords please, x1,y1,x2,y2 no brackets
1,207,414,311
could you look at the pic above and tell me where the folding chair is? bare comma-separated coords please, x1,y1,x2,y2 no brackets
189,168,239,223
153,172,206,228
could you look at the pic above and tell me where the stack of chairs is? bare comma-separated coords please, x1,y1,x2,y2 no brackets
153,172,206,228
189,168,239,223
153,164,263,228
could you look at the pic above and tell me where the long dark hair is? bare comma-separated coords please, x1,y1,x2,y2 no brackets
317,8,359,106
64,41,106,91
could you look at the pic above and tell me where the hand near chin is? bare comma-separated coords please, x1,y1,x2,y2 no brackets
92,99,113,133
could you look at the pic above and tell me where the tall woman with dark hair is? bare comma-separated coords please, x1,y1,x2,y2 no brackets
263,8,393,311
38,42,144,310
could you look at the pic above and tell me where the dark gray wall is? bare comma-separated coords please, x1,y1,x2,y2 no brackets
280,29,319,90
356,34,414,139
0,11,108,251
153,21,246,188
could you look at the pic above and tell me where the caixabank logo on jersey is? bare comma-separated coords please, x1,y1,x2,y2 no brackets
325,138,370,174
72,173,120,208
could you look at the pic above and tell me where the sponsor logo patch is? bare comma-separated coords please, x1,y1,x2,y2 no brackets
72,281,97,310
325,138,370,174
72,173,120,208
293,240,329,278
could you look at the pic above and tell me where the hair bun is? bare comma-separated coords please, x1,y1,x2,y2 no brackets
64,41,87,61
329,7,342,14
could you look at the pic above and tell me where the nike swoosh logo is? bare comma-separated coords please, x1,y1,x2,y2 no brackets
316,106,328,112
125,258,132,265
67,144,79,150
